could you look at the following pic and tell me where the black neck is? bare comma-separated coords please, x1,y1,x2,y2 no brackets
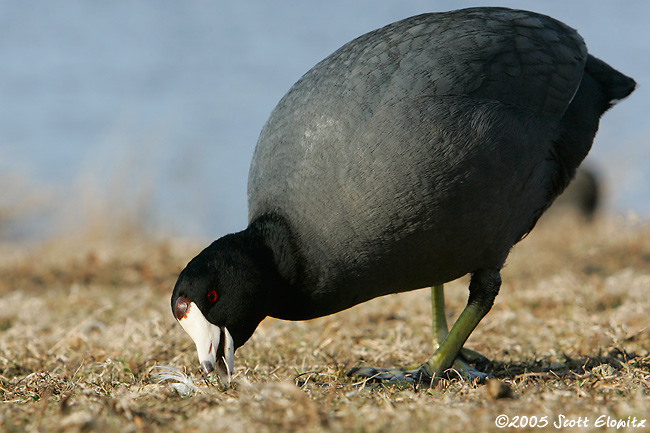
247,214,311,320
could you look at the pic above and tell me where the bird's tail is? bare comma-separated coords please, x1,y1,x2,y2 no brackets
586,54,636,106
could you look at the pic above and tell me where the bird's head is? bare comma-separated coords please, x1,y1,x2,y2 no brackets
171,232,270,384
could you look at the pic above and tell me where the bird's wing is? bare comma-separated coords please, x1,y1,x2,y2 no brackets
455,8,588,118
308,8,588,120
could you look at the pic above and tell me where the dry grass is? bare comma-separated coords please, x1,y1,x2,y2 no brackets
1,214,649,432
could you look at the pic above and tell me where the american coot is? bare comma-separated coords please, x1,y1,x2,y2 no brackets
171,7,635,385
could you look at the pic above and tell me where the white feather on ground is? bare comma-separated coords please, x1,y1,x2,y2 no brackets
150,365,198,397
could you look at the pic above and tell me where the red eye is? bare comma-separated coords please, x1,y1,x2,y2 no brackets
206,290,218,303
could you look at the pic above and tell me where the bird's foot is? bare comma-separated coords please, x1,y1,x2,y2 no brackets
347,347,492,386
421,347,492,384
445,356,492,384
457,347,491,372
346,365,425,387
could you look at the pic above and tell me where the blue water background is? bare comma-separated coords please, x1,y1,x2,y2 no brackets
1,0,648,240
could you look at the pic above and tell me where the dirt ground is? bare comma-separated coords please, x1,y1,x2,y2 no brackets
1,213,649,432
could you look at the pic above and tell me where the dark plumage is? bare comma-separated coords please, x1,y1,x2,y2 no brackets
171,7,635,384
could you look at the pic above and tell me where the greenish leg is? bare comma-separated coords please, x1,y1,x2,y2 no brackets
431,284,448,349
430,284,490,375
347,270,500,385
420,270,500,382
421,297,491,381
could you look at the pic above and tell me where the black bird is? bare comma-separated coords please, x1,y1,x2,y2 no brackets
171,7,635,385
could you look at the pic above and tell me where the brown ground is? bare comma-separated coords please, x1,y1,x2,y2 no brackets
1,213,649,432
